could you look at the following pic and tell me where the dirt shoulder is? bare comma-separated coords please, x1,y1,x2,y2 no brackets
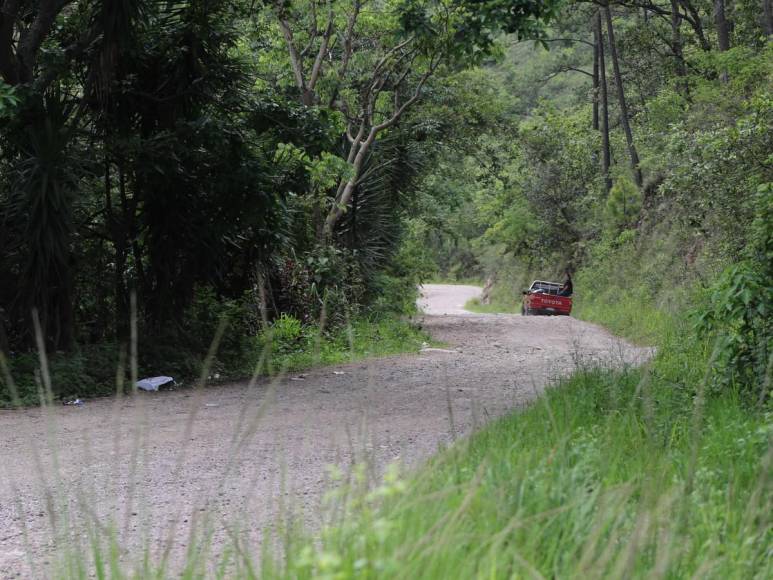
0,284,650,577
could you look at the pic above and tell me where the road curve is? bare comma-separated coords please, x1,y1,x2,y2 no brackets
0,285,650,577
418,284,483,315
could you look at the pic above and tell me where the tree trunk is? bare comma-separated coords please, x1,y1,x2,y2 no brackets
764,0,773,36
596,10,612,195
324,126,377,238
0,1,21,85
714,0,730,52
592,26,600,131
670,0,689,97
714,0,730,81
604,5,643,189
349,185,358,250
104,157,129,340
0,310,9,355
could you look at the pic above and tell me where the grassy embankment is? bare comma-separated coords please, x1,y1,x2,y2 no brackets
268,370,770,578
267,237,771,578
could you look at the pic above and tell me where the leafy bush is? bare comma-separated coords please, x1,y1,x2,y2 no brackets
694,263,771,400
694,185,772,402
272,246,365,327
268,314,305,355
605,176,642,234
0,80,18,117
1,343,121,406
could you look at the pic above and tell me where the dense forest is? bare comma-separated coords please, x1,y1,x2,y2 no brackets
0,0,771,404
0,0,557,399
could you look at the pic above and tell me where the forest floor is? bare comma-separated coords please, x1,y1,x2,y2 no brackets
0,285,651,577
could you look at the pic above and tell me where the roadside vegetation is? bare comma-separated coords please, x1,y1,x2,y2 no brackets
273,366,770,578
265,0,773,577
0,0,553,405
464,295,520,315
0,0,770,577
0,314,430,407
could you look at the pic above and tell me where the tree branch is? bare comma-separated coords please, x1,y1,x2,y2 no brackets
0,0,22,85
276,12,309,103
16,0,70,84
308,3,335,92
540,66,593,84
372,56,437,133
328,0,361,108
540,37,595,48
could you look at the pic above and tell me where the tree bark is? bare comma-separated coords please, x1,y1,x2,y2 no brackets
714,0,730,81
0,309,9,356
0,0,21,85
595,10,612,195
592,25,600,131
714,0,730,52
764,0,773,36
670,0,689,97
604,5,643,189
16,0,64,83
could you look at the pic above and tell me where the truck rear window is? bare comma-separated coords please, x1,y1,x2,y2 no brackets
530,281,562,294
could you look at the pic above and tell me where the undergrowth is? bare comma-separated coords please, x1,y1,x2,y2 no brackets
0,316,430,407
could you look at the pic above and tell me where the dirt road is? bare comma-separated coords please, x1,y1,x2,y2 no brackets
0,285,650,577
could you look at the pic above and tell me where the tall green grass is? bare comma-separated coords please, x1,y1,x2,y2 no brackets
463,296,520,314
270,364,771,579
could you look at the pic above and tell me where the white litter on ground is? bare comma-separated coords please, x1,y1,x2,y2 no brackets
136,376,175,392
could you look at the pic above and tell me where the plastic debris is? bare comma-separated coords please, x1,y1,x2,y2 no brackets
64,398,84,407
420,347,457,354
136,376,175,392
332,371,345,375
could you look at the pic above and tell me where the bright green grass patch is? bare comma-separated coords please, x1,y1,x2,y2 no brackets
463,279,524,314
463,296,519,314
260,316,432,374
569,229,694,346
275,367,772,579
572,288,674,346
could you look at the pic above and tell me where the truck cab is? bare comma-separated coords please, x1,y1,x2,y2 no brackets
521,280,572,316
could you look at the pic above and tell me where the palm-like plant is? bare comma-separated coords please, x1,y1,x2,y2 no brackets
8,94,80,350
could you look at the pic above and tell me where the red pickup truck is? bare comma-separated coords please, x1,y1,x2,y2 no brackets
521,280,572,316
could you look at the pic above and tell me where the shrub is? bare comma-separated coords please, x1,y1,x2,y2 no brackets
694,185,773,403
605,176,642,234
268,313,305,355
1,343,121,406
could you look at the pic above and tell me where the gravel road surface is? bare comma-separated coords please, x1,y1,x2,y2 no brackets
0,284,650,577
